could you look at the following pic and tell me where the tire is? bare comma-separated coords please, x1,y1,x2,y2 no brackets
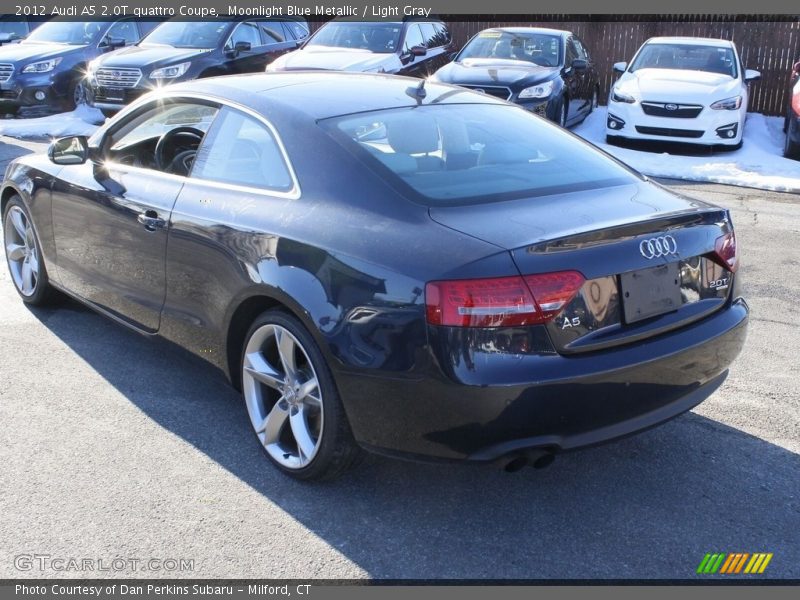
240,309,362,481
61,78,87,112
100,109,118,119
3,196,58,306
784,119,800,160
588,87,599,114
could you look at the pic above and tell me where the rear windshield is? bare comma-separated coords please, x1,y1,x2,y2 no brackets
322,104,636,206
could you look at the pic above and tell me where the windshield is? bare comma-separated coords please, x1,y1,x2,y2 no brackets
306,22,402,53
0,19,29,39
25,21,104,45
630,43,738,77
459,31,562,67
141,21,231,49
323,104,635,206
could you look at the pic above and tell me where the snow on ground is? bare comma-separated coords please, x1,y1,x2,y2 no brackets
573,107,800,193
0,105,105,139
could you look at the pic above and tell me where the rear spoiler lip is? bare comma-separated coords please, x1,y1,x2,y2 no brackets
522,207,730,255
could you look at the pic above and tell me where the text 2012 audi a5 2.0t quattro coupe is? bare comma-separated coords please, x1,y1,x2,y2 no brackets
2,73,748,480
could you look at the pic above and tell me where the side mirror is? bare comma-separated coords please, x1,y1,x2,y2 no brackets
744,69,761,83
613,61,627,74
100,36,126,50
48,136,89,166
410,45,427,57
234,41,252,55
572,58,588,71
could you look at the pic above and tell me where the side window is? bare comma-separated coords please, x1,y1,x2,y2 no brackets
573,37,588,61
106,20,139,45
432,23,451,47
403,24,424,53
284,20,309,40
260,21,285,43
226,21,262,51
105,101,219,174
419,22,438,48
565,39,578,65
191,107,294,192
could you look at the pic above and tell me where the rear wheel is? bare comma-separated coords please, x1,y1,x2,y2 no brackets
241,310,362,480
3,196,58,305
784,118,800,159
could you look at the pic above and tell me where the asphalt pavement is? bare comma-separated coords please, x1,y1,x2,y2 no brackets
0,137,798,580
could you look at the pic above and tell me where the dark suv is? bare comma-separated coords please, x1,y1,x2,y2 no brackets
0,19,153,114
87,18,308,116
267,19,452,77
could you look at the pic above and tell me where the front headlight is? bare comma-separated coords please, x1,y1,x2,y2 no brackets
611,88,635,103
149,62,190,80
710,96,742,110
518,80,554,99
21,58,62,74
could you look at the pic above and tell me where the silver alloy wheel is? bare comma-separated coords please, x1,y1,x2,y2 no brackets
4,206,39,297
74,81,87,106
242,324,324,469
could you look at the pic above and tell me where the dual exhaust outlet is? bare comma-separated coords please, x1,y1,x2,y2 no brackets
498,449,556,473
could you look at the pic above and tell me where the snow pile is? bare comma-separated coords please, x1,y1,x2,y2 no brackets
573,107,800,193
0,105,106,139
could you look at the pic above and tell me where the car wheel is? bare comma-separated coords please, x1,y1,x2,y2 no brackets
784,120,800,159
241,310,362,480
589,88,599,114
61,79,87,111
3,196,58,305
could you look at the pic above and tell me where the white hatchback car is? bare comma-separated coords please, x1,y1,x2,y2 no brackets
606,37,760,148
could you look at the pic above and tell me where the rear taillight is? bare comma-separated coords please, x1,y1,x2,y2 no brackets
713,230,738,272
425,271,585,327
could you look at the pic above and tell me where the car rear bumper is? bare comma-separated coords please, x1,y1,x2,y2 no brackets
338,298,748,462
606,101,745,145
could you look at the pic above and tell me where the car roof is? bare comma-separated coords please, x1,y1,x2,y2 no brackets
161,72,507,120
488,27,571,38
645,36,733,48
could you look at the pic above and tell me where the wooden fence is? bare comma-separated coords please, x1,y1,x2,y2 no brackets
445,16,800,116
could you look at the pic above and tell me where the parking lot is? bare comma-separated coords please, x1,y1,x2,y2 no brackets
0,137,798,580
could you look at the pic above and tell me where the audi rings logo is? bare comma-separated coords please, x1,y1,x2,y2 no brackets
639,235,678,259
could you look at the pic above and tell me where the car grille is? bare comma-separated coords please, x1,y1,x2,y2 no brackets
0,63,13,83
0,90,17,99
459,84,512,100
641,101,703,118
95,67,142,88
635,126,704,139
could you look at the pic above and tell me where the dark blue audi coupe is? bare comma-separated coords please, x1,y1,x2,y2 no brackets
2,72,747,479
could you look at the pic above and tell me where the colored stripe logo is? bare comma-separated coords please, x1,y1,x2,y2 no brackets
697,552,773,574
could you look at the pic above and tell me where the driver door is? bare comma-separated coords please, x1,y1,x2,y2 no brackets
51,99,219,332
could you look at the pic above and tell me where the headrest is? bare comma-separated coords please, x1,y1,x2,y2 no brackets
387,115,440,155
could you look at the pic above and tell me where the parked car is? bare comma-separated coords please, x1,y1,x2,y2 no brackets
607,37,760,148
2,73,747,480
87,18,308,116
430,27,600,127
266,19,452,76
0,18,155,115
783,60,800,159
0,16,42,45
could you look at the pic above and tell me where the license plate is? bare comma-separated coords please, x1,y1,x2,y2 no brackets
103,87,124,101
620,262,682,324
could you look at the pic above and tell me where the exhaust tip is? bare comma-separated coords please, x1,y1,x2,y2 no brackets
502,455,529,473
499,449,556,472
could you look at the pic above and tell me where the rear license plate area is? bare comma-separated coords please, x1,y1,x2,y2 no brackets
620,262,682,324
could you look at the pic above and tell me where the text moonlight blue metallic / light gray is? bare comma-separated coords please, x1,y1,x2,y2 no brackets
1,72,748,480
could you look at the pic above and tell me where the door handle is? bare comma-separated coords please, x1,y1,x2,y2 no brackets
137,210,166,232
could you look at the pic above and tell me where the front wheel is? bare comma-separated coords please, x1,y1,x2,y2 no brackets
61,79,87,111
241,310,362,480
3,196,58,305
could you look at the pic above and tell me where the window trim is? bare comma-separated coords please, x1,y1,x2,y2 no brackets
91,92,301,200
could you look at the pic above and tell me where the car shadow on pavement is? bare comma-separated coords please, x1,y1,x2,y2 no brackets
29,298,800,580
